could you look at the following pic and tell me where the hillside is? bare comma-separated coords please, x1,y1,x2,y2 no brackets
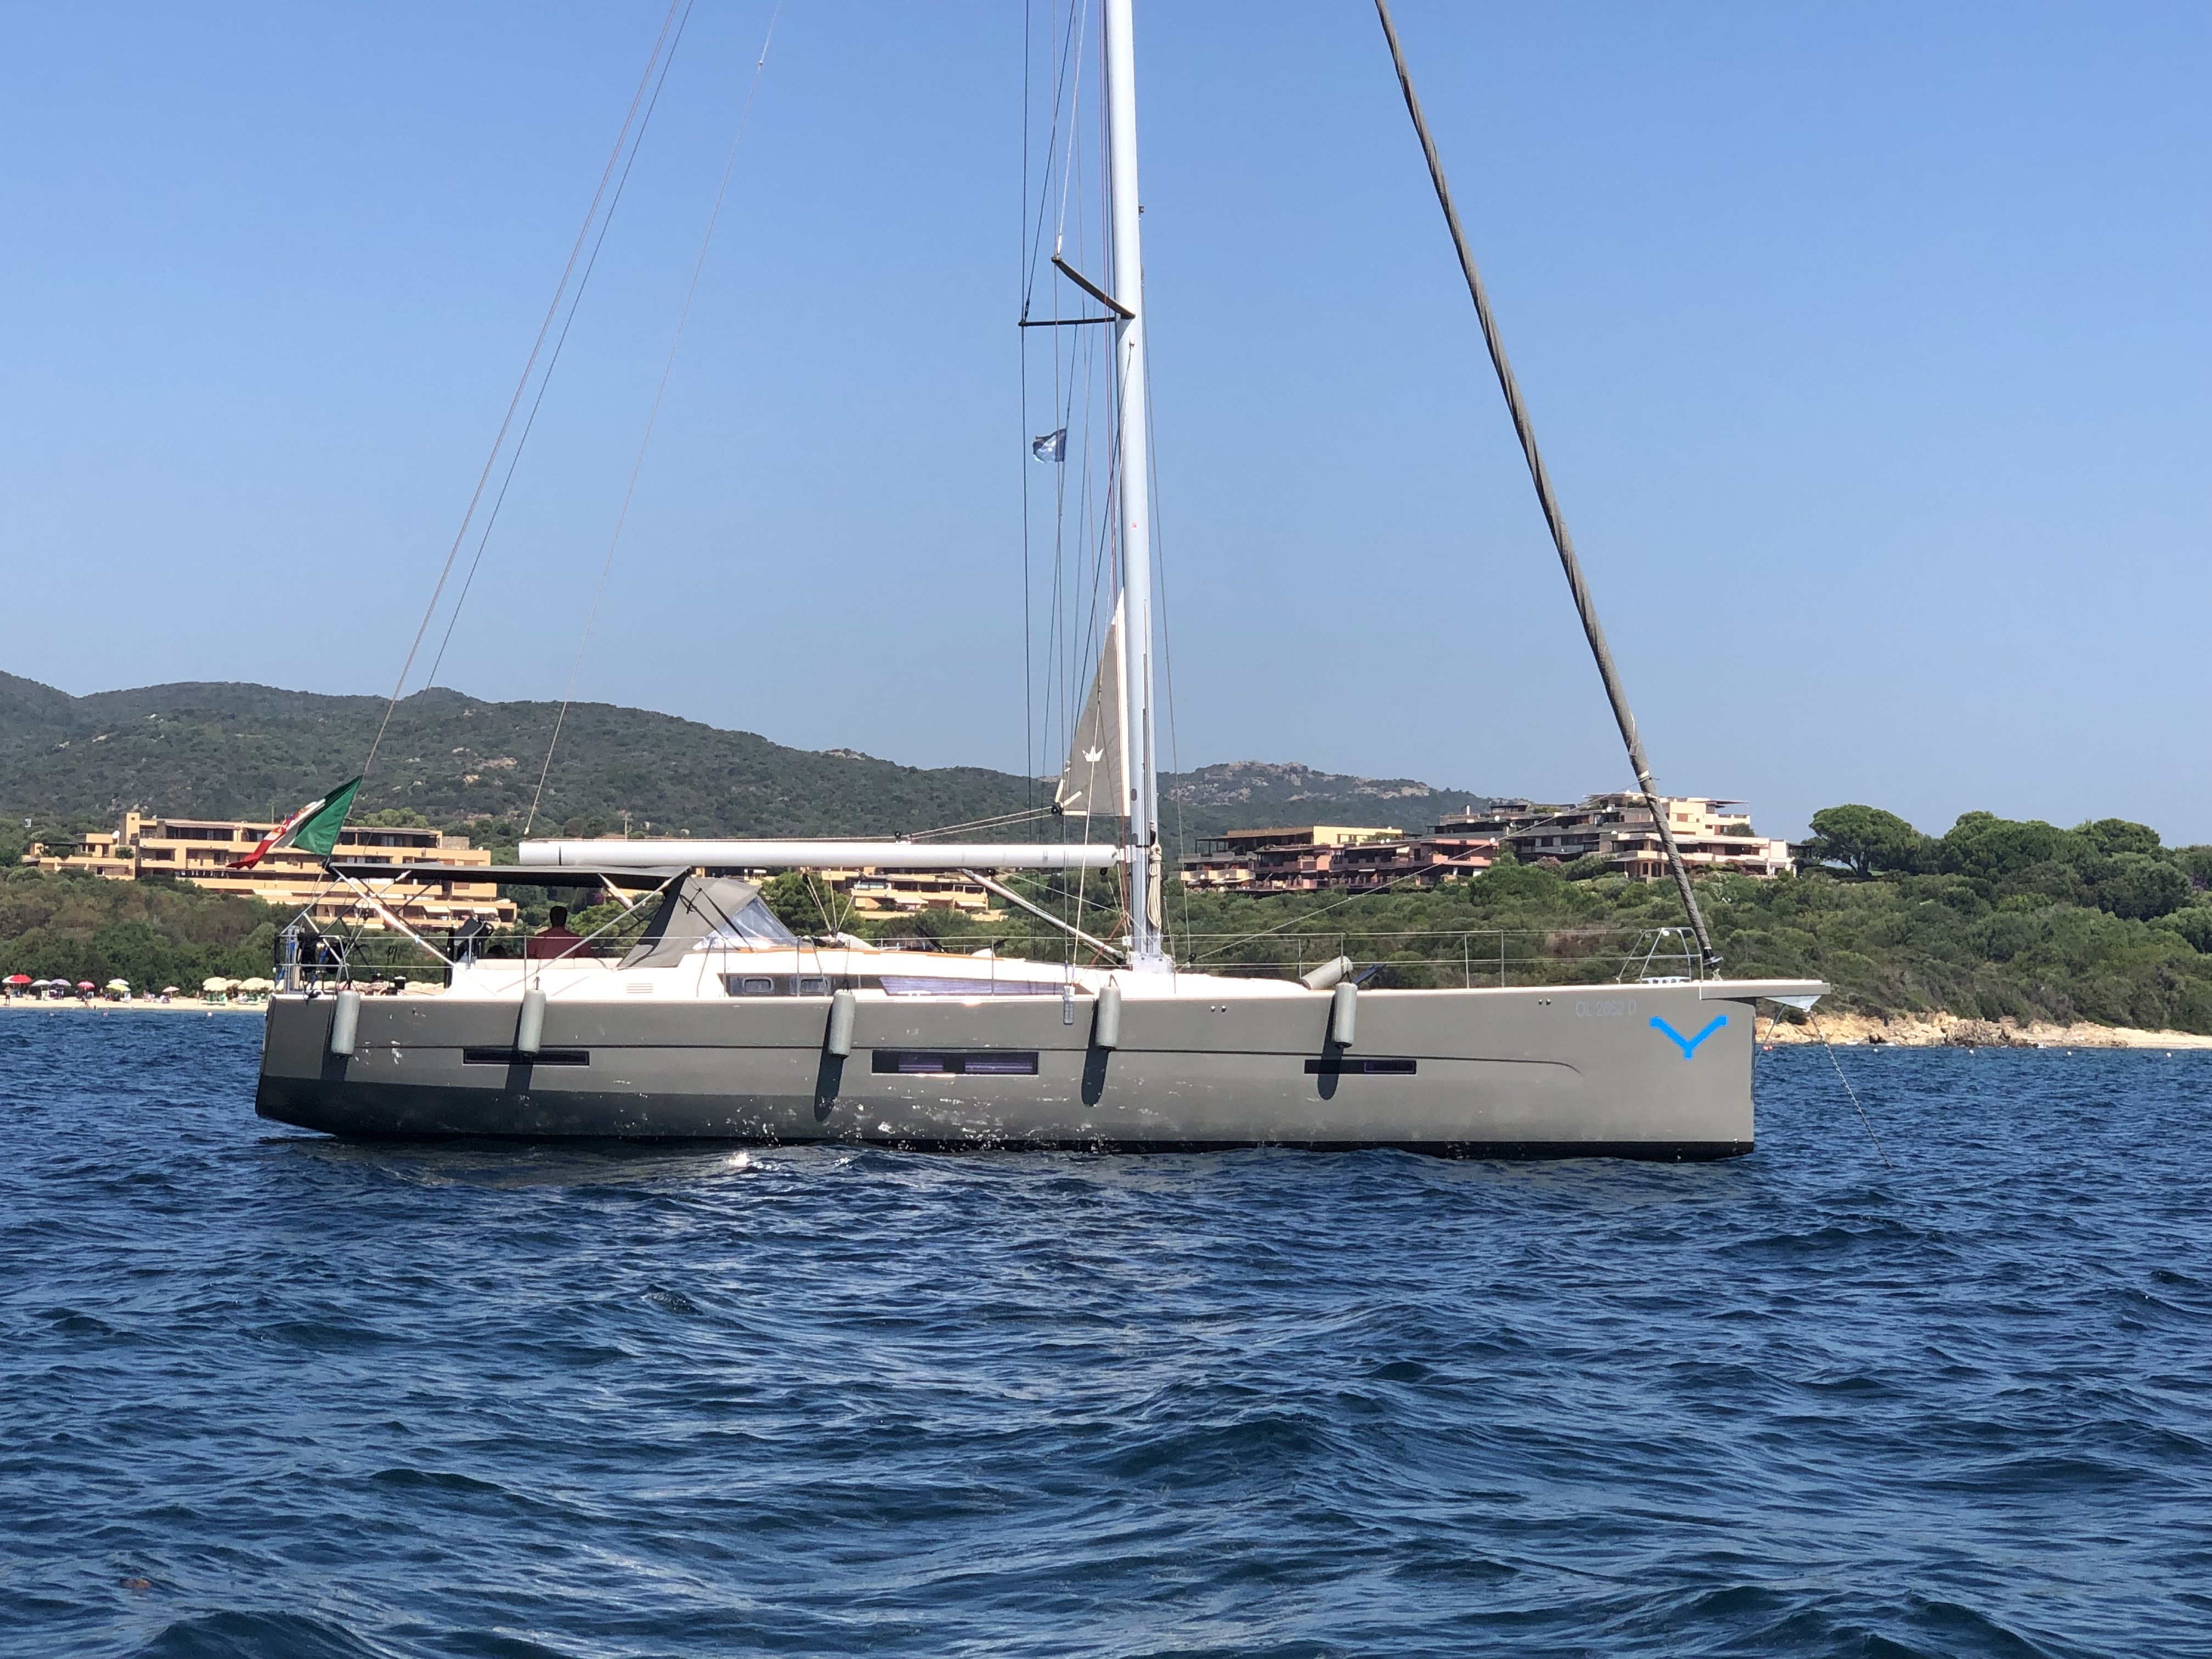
6,786,2208,1034
1164,761,1493,828
0,672,1493,847
884,804,2212,1036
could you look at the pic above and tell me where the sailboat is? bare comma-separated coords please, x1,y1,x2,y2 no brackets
256,0,1825,1156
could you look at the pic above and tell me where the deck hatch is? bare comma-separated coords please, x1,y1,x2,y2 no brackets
1305,1056,1417,1076
462,1047,591,1066
871,1051,1040,1076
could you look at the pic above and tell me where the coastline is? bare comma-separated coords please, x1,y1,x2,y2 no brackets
2,1000,264,1015
9,998,2208,1049
1764,1009,2212,1051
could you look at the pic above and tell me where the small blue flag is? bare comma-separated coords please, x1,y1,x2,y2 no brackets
1031,428,1067,464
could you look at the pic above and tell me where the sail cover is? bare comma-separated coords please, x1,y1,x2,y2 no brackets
1054,603,1129,818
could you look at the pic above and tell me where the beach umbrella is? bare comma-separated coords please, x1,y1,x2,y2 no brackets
106,979,131,990
5,974,30,986
201,976,229,992
239,977,274,992
75,981,95,990
161,986,181,996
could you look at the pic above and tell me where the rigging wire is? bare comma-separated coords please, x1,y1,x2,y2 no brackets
906,805,1061,841
1372,0,1719,969
359,0,690,787
524,2,786,838
1024,0,1088,799
1020,0,1035,801
1139,322,1194,953
1021,0,1090,808
1019,0,1115,945
1051,0,1091,259
420,0,698,704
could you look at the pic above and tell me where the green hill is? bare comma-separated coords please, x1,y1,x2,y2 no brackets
5,701,2208,1034
0,672,1494,849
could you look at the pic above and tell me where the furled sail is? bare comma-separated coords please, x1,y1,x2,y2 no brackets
1054,603,1128,818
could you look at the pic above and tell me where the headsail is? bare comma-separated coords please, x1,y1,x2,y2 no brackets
1054,601,1128,818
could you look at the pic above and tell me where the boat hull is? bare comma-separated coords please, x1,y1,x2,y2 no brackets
254,980,1788,1158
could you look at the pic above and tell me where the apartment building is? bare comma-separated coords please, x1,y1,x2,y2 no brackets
1496,793,1795,879
1181,825,1402,892
816,868,998,917
23,812,514,929
1181,823,1496,894
1181,794,1795,892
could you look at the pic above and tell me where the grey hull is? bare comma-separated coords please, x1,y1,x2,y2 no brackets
255,981,1779,1159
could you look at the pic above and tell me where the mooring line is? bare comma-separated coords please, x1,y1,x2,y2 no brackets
1810,1013,1893,1169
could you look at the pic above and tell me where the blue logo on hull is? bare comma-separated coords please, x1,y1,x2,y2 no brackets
1650,1014,1727,1058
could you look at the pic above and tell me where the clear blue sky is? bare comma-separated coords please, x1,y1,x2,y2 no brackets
2,3,2205,843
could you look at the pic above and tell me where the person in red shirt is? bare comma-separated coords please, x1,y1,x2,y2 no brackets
527,904,584,961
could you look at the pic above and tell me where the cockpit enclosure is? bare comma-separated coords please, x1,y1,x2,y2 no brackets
618,876,798,969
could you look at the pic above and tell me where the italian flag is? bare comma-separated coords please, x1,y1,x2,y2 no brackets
228,777,362,870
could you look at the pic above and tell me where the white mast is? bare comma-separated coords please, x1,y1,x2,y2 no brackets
1103,0,1166,968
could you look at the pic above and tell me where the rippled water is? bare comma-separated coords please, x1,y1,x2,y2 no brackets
2,1012,2208,1658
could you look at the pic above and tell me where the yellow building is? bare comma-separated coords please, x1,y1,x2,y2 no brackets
1491,794,1796,879
797,867,1001,918
24,812,514,930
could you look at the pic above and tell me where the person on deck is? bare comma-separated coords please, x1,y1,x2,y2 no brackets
527,905,584,961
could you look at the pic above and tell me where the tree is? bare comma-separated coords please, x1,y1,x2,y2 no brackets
760,872,838,936
2074,818,2162,857
356,808,433,830
1803,805,1926,877
2153,904,2212,953
1938,812,2066,880
2090,854,2191,922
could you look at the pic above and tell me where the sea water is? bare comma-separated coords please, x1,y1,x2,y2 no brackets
1,1013,2207,1658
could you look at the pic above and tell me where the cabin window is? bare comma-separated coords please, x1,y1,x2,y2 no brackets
463,1047,590,1066
871,1051,1040,1076
724,973,844,997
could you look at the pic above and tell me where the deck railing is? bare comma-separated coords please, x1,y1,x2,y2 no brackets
275,919,1706,993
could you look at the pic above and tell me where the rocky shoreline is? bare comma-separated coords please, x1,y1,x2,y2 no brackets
1764,1009,2212,1050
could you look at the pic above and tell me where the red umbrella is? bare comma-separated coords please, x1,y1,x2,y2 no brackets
4,974,29,986
75,980,95,990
